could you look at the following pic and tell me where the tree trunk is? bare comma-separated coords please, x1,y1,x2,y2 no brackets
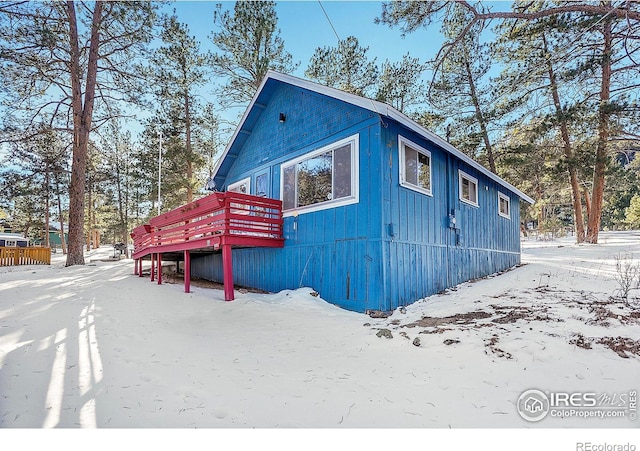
536,185,544,228
44,167,50,247
586,14,612,244
185,90,193,203
123,146,130,256
57,190,67,255
542,32,585,243
65,1,103,266
115,141,127,245
464,58,496,173
584,187,591,221
85,182,92,251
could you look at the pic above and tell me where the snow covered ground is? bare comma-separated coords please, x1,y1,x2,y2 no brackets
1,232,639,447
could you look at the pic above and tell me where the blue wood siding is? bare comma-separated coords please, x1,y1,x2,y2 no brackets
379,122,521,310
191,239,384,313
191,83,388,312
194,81,525,313
223,82,377,191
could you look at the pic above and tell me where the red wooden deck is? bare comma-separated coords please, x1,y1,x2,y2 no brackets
130,191,284,300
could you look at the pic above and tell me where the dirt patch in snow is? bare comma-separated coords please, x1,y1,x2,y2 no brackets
403,311,492,328
484,334,512,360
587,300,640,326
490,305,559,324
597,337,640,358
569,333,593,350
383,288,640,360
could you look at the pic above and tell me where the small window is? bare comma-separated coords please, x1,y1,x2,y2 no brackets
228,177,250,194
498,192,511,219
255,171,269,197
399,136,431,195
228,177,251,215
459,170,478,206
281,135,359,215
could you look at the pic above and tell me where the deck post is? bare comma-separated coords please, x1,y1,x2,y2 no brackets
150,253,155,282
157,253,162,285
222,243,235,301
184,250,191,293
134,259,138,275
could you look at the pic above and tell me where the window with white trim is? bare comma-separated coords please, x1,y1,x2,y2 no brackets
281,135,359,214
228,177,251,215
459,170,478,206
399,136,432,195
255,171,269,197
498,192,511,219
228,177,250,194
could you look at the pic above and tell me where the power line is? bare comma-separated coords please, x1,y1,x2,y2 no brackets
318,0,340,42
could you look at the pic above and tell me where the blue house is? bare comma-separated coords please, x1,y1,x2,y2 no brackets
191,71,534,313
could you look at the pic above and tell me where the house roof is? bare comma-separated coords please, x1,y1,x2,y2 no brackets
213,70,534,204
0,233,28,241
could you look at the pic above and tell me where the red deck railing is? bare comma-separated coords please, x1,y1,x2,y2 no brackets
131,191,284,260
130,191,284,301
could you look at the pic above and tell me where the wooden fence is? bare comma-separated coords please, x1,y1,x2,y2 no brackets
0,247,51,266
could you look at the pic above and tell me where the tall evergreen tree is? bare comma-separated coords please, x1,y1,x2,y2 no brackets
378,0,640,243
0,126,68,244
198,102,225,191
131,120,163,218
382,3,501,172
146,14,210,204
210,1,297,108
0,1,156,264
305,36,379,97
498,119,565,230
375,54,427,115
492,9,590,242
99,121,135,248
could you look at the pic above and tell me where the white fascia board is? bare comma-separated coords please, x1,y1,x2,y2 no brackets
210,75,274,183
384,108,535,204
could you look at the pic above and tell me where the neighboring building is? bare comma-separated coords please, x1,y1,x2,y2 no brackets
31,231,67,247
0,233,29,247
189,71,533,313
49,231,68,249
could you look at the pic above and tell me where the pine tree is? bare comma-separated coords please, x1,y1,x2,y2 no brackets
378,0,640,243
305,36,378,97
0,1,156,265
375,54,427,115
0,126,68,244
210,1,297,108
625,193,640,229
145,14,210,204
492,9,590,242
432,4,501,172
98,121,135,249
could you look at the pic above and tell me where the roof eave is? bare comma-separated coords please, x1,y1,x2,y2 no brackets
212,70,535,205
383,108,535,204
